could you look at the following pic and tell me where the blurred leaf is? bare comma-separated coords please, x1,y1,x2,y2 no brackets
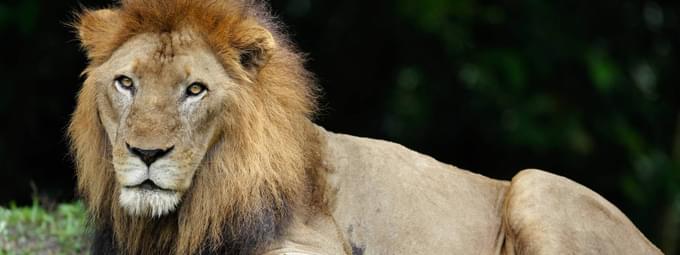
498,52,527,91
397,0,474,32
611,117,646,156
384,67,432,142
482,6,505,24
586,48,621,94
395,0,474,53
622,174,646,206
631,62,658,100
565,118,593,155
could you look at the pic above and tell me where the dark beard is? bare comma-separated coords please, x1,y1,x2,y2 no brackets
91,199,292,255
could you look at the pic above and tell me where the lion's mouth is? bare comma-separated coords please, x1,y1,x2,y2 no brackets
119,179,181,216
127,179,172,192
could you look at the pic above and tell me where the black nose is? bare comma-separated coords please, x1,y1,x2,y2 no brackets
126,143,174,167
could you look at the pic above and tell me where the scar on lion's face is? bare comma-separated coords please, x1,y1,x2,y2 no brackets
90,31,234,217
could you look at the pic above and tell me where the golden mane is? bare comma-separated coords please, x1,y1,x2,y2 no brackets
68,0,322,254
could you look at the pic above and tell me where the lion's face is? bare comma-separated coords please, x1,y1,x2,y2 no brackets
90,32,233,216
70,1,319,253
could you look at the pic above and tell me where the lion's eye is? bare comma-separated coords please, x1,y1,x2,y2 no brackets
115,76,135,90
186,82,207,96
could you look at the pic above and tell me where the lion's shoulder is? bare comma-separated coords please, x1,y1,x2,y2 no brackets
318,126,509,254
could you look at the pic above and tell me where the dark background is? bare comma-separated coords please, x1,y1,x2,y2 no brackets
0,0,678,253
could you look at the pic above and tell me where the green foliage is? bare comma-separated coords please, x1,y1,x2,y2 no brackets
0,201,89,255
586,48,621,94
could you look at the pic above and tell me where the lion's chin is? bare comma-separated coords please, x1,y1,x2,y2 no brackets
120,187,182,217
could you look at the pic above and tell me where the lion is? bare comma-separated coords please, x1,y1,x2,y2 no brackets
68,0,662,254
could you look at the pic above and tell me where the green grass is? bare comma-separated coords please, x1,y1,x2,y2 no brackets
0,201,89,255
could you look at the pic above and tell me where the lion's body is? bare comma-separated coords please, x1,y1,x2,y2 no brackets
68,0,661,254
258,128,660,254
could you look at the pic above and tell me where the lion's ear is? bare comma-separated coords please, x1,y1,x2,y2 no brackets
233,26,276,73
75,9,122,62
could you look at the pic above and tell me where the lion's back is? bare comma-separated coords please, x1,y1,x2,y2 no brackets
321,127,509,254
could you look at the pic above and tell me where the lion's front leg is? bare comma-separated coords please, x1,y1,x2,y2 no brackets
501,169,662,255
259,214,349,255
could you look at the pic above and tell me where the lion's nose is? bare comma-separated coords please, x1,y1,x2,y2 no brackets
126,143,174,167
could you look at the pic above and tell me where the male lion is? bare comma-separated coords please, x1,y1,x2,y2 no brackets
68,0,662,254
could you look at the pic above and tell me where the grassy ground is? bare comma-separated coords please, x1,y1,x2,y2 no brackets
0,201,89,255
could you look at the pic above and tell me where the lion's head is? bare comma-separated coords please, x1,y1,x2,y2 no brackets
68,0,321,253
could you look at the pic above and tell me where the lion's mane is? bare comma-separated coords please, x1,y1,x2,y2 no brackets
68,0,323,254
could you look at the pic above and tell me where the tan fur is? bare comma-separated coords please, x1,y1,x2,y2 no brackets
70,1,662,255
70,0,322,254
